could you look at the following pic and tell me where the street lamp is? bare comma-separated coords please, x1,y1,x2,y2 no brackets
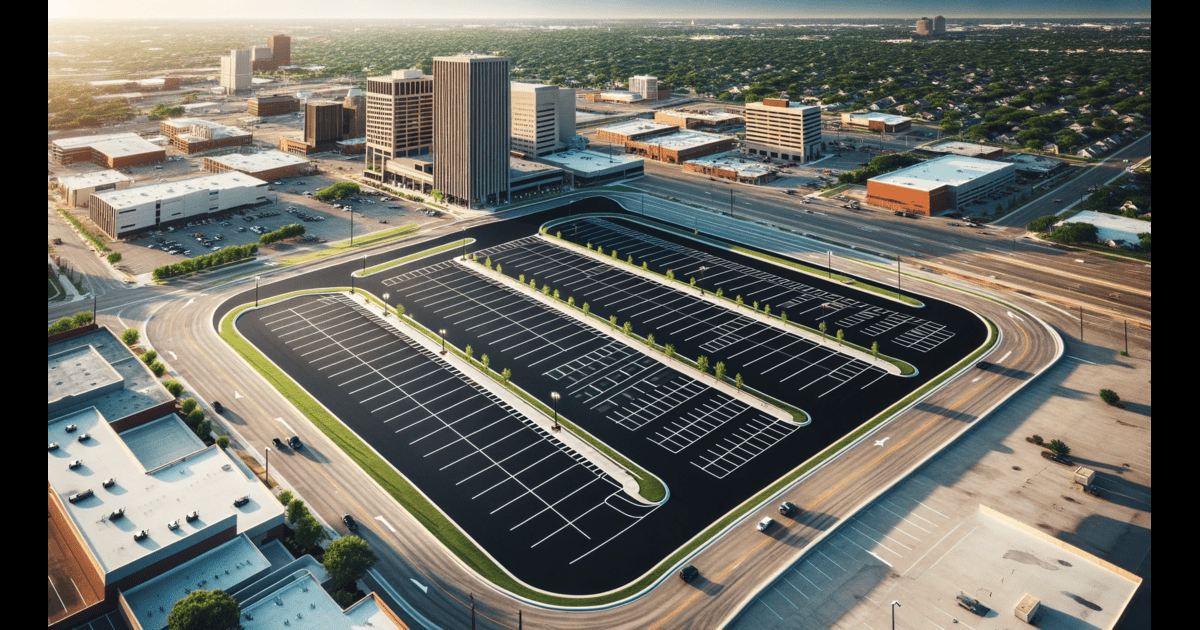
382,292,390,316
461,228,466,260
439,328,446,354
361,255,367,277
551,391,560,431
891,600,901,630
699,266,708,295
255,276,261,306
264,446,271,488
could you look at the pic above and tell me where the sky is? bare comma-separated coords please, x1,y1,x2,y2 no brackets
46,0,1152,20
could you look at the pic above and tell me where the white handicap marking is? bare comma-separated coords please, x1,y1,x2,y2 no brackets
235,391,244,399
410,579,428,594
374,516,397,533
874,436,891,447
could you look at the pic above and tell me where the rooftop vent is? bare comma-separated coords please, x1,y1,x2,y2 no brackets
69,459,83,470
134,530,149,541
110,508,125,520
69,489,94,503
102,478,116,488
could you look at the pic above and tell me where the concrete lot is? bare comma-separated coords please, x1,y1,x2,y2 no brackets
728,335,1151,630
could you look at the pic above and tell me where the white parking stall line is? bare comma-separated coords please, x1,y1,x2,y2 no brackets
780,574,812,600
754,597,785,621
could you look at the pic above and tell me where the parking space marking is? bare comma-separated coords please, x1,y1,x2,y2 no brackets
691,414,798,479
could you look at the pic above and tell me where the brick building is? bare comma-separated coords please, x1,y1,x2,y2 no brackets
866,155,1017,215
597,120,735,164
159,118,252,154
51,133,166,169
248,94,300,117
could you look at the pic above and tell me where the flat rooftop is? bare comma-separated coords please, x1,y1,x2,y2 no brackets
54,132,164,157
1058,210,1151,243
684,152,775,177
870,155,1014,191
746,101,820,113
122,535,272,630
47,407,282,580
509,157,562,180
511,81,557,92
239,572,406,630
162,118,251,140
928,141,1001,156
48,344,122,413
640,129,729,151
846,111,913,125
599,119,675,137
540,149,643,174
118,415,207,471
59,169,132,190
94,172,267,210
48,328,174,422
600,91,638,101
658,109,743,124
208,151,308,173
1004,152,1060,173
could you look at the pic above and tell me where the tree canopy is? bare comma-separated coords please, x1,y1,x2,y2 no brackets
167,589,239,630
324,535,379,591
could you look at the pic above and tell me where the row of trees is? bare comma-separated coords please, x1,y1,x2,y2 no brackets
315,182,361,202
259,223,305,245
152,243,257,280
837,153,922,185
47,310,94,336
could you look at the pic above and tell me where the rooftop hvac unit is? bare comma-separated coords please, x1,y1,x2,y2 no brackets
69,489,94,503
110,508,125,520
186,510,200,522
134,530,149,541
167,520,180,530
66,424,78,433
78,433,91,442
233,496,250,507
48,442,59,451
102,478,116,488
69,459,83,469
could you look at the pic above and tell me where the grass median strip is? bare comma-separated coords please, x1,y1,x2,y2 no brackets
354,238,475,277
276,223,419,266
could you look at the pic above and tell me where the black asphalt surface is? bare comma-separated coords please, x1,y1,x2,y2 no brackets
218,197,986,595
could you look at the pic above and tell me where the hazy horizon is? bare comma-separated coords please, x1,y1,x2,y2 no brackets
47,0,1152,21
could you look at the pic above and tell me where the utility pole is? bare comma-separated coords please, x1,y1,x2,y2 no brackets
896,255,901,298
827,251,832,279
729,188,734,217
1124,319,1128,355
1079,305,1084,341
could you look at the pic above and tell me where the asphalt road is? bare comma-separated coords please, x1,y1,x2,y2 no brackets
122,193,1063,630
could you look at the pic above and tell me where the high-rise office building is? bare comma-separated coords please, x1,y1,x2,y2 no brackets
343,88,367,139
916,17,933,36
933,16,946,35
744,98,823,163
433,54,511,206
366,70,435,171
220,48,251,94
268,34,291,67
511,82,576,157
629,75,658,101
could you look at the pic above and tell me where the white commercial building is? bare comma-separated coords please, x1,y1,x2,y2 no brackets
220,48,252,94
58,170,133,207
629,75,658,100
89,172,268,238
1056,210,1151,246
511,82,577,157
539,149,645,186
744,99,824,163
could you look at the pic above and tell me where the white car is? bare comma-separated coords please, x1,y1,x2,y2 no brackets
757,517,774,533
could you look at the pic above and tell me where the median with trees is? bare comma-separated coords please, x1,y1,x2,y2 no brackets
315,181,360,201
152,243,257,280
259,223,306,245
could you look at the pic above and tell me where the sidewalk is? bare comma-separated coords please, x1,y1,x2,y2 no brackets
341,291,655,505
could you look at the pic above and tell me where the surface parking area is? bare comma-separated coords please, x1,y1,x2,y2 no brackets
242,294,660,593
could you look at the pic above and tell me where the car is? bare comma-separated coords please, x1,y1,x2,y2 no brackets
1053,198,1062,203
757,517,774,532
976,361,991,370
779,502,798,517
272,437,286,448
212,401,223,413
342,514,358,531
948,222,961,227
956,594,990,616
288,435,302,449
679,565,699,582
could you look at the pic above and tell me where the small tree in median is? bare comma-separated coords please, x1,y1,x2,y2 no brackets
696,356,709,375
690,277,696,288
666,269,675,281
623,321,632,336
714,361,726,382
646,333,655,348
735,373,743,391
465,345,474,362
736,295,743,309
553,289,561,301
763,304,771,317
542,284,551,296
665,344,675,361
500,368,512,385
481,354,490,371
716,287,723,299
609,314,618,329
519,273,526,284
1100,389,1120,405
582,302,590,317
753,300,759,311
395,303,405,317
836,329,844,346
122,328,140,346
871,341,879,361
567,296,575,308
496,264,502,275
819,321,827,342
485,257,492,269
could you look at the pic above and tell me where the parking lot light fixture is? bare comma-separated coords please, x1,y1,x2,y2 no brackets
439,328,446,354
255,276,261,306
551,392,560,430
382,292,390,315
699,266,708,295
891,600,901,630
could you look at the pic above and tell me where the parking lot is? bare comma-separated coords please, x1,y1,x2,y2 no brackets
241,293,663,593
108,174,443,275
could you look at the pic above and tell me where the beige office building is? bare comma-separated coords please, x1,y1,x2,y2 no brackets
220,48,251,94
744,98,824,163
433,55,511,206
511,82,576,157
629,75,658,101
366,70,435,172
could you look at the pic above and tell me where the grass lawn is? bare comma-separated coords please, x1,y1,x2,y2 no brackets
276,223,420,266
355,239,474,277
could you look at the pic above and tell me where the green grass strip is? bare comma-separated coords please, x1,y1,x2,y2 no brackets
276,223,420,266
819,184,850,198
57,208,108,252
355,239,474,277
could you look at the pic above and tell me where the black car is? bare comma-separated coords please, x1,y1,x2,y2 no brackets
679,565,699,582
288,435,303,449
956,594,990,616
976,361,991,370
273,437,285,448
342,514,358,531
212,401,223,413
779,501,799,517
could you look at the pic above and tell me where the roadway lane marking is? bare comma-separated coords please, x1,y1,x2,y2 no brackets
374,516,397,533
234,391,244,399
1068,355,1098,364
168,351,178,360
998,350,1012,364
409,578,428,594
275,417,294,434
1007,310,1023,322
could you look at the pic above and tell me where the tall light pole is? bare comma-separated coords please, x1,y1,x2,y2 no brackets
891,600,901,630
255,275,261,306
264,446,271,487
439,328,446,354
551,391,560,431
699,265,708,295
382,292,390,316
461,228,466,260
729,188,734,217
350,203,355,245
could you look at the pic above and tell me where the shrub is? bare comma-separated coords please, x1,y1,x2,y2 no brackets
186,409,205,428
149,360,166,376
141,350,158,365
332,590,355,608
122,328,140,345
259,224,305,245
48,317,75,335
277,490,294,506
180,398,197,415
1032,434,1043,445
106,252,122,264
1047,439,1071,458
194,419,212,439
1099,389,1120,405
71,311,94,327
164,379,184,397
1026,215,1056,232
314,181,360,201
216,436,229,449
